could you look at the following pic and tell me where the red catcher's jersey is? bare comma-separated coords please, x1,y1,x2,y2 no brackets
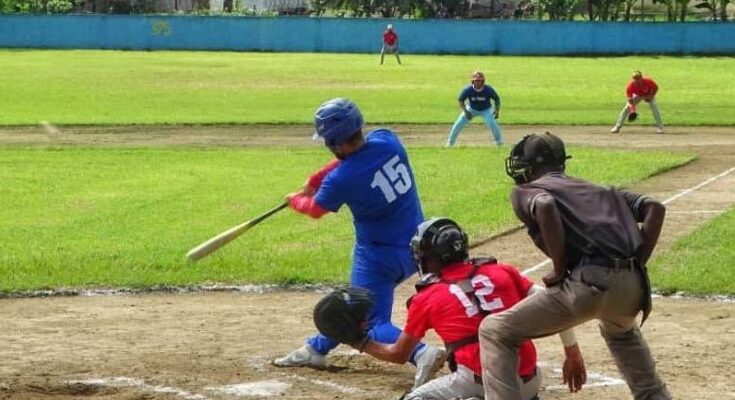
383,30,398,46
626,78,658,98
404,261,537,377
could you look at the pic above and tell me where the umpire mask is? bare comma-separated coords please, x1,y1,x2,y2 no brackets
505,132,570,184
410,218,469,276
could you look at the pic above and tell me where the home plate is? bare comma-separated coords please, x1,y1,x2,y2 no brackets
539,362,626,391
206,380,290,397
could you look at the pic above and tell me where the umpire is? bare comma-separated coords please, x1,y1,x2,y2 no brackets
479,132,671,400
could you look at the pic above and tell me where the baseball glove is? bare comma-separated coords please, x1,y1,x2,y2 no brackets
627,112,638,122
313,287,374,351
463,109,474,120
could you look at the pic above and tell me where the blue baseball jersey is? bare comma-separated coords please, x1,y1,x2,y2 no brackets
458,84,500,112
314,129,424,247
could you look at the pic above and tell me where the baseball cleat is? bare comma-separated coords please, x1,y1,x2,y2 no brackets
273,344,327,368
655,127,664,134
610,126,621,133
413,345,447,389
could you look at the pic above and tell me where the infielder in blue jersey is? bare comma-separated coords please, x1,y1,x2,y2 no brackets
446,71,504,147
274,98,447,390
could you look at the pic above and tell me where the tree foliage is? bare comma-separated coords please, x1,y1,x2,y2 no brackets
1,0,77,12
0,0,725,19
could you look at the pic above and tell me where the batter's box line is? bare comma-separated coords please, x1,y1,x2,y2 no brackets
285,373,365,394
66,377,207,400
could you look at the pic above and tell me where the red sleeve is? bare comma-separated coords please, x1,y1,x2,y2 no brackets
648,79,658,96
403,292,432,340
289,194,329,219
626,81,635,98
307,159,340,189
501,264,534,297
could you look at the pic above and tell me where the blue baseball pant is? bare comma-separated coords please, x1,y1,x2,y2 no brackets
307,242,426,363
447,107,503,146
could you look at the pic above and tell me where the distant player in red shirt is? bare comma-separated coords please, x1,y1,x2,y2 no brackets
611,71,664,134
360,217,587,400
380,24,402,65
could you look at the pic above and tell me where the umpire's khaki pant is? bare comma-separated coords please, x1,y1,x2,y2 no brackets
479,265,671,400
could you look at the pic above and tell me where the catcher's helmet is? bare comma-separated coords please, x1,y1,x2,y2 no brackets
313,98,365,150
505,132,570,184
410,217,469,276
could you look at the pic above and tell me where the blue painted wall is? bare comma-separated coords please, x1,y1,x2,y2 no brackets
0,14,733,54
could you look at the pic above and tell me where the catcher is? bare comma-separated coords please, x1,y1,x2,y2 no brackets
314,217,587,400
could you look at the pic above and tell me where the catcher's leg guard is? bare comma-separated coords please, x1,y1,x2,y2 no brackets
413,345,447,390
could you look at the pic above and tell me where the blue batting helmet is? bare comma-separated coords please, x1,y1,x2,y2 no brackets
313,98,365,149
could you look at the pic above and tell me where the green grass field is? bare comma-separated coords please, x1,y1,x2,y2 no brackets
650,207,735,296
0,145,692,292
1,50,734,125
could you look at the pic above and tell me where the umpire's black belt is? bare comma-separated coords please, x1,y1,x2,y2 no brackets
579,255,638,271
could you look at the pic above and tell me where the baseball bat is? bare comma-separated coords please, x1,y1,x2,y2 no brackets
186,201,289,263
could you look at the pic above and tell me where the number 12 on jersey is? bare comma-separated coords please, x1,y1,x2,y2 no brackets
449,275,505,317
371,155,413,203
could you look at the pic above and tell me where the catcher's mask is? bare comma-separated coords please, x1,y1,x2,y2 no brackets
505,132,570,184
410,217,469,276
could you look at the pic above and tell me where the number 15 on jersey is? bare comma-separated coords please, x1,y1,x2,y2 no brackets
370,155,413,203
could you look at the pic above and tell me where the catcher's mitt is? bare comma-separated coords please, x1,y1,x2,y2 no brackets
313,287,374,351
627,112,638,122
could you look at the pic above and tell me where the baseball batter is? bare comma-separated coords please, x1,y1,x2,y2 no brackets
446,71,504,147
480,132,671,400
274,98,446,389
611,71,664,134
380,24,402,65
358,217,586,400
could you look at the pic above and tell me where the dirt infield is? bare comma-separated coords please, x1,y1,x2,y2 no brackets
1,125,734,400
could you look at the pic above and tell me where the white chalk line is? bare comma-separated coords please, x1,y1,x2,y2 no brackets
521,165,735,278
205,380,290,397
69,376,301,398
661,166,735,205
246,351,365,395
288,374,364,394
67,377,207,399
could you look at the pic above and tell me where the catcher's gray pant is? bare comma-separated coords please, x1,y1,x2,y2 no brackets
404,365,540,400
615,96,663,128
479,264,671,400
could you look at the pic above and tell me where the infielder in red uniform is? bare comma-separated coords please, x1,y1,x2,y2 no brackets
611,71,664,134
360,218,587,400
380,24,402,65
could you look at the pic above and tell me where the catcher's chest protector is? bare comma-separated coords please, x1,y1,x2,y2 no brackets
439,257,499,372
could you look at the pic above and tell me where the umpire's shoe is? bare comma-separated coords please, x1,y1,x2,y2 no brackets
413,345,447,389
273,344,327,368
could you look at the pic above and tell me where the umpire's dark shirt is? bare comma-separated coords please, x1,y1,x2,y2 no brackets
510,172,649,267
